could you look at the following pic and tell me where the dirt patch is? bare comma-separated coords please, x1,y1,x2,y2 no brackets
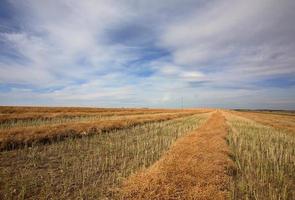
120,112,233,200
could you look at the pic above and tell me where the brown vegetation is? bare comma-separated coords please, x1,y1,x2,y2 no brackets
120,112,233,200
232,110,295,133
0,114,210,199
0,106,201,123
2,107,293,199
225,112,295,199
0,108,210,151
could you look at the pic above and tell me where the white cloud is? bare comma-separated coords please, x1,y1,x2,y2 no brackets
160,0,295,80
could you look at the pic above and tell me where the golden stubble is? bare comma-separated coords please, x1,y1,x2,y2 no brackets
120,112,233,200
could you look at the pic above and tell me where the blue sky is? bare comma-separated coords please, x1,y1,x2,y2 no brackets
0,0,295,109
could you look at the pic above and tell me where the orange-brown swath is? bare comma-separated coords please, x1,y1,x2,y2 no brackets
120,112,233,200
0,108,211,151
0,106,193,123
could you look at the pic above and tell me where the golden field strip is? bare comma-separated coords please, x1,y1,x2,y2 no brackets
0,107,211,151
0,107,294,200
0,112,211,199
225,111,295,199
0,107,186,124
121,112,233,199
232,110,295,133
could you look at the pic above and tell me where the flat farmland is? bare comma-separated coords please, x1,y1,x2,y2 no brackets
0,107,294,199
0,106,211,151
231,110,295,133
225,111,295,199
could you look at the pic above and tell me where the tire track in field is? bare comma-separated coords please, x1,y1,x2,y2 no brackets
120,111,233,200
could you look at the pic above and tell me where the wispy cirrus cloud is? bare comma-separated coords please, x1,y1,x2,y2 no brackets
0,0,294,109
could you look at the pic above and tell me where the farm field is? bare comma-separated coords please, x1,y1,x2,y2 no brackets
225,112,295,199
0,106,210,151
121,112,232,199
231,110,295,133
0,107,294,199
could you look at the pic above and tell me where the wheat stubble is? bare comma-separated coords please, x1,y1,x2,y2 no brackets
120,111,233,200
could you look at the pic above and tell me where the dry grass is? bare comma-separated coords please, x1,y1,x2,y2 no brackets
120,112,233,200
0,106,187,124
2,107,293,200
0,113,210,199
225,112,295,199
0,106,193,114
0,112,188,130
232,110,295,133
0,109,210,151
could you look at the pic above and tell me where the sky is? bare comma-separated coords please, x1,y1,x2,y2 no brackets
0,0,295,109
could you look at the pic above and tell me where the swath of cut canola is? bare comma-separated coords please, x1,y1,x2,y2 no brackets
120,111,233,200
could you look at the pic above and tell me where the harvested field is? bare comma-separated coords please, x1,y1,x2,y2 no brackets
0,106,192,125
233,110,295,133
0,113,210,199
225,112,295,199
120,112,233,200
0,108,210,151
1,107,294,200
